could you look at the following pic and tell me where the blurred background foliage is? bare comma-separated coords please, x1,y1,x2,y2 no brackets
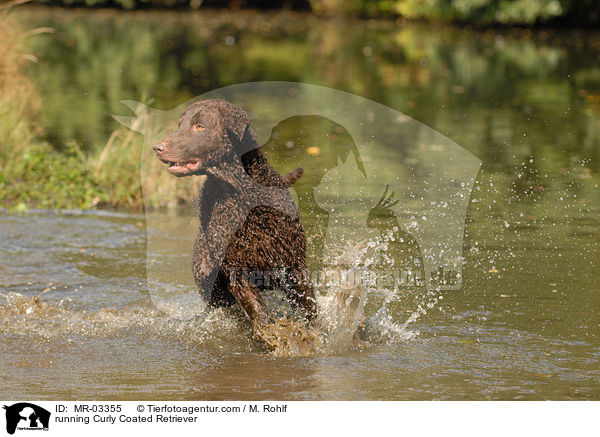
26,0,600,26
312,0,599,26
18,8,600,154
1,4,599,209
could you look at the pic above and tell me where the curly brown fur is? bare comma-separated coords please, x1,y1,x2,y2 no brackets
153,99,317,327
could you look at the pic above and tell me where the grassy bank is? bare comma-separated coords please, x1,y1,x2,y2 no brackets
0,4,100,210
0,5,152,210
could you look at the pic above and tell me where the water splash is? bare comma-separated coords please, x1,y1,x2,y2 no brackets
0,292,254,353
315,241,370,354
316,237,424,352
1,236,430,358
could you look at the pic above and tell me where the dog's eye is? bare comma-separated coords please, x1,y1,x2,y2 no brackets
193,123,205,131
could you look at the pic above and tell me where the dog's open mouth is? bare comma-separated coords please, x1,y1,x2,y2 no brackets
158,157,202,176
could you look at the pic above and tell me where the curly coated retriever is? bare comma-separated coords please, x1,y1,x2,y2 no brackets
153,100,317,328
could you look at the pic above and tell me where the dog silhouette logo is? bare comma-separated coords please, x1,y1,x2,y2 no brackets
3,403,50,435
115,82,481,322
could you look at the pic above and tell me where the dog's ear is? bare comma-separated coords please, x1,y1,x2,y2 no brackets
217,101,249,143
216,101,259,155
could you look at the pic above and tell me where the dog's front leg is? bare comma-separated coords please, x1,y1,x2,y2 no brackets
229,279,271,327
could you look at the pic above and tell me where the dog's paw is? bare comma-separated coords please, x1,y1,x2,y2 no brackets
253,317,322,357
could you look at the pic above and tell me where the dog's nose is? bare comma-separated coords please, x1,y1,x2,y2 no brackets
153,142,165,153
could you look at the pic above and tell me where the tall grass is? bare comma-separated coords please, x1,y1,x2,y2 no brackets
0,5,106,209
0,4,195,210
91,113,202,210
0,1,39,163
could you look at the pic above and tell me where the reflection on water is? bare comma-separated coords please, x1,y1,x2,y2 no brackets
16,7,600,167
2,7,599,399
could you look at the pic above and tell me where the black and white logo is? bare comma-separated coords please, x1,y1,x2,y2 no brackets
3,403,50,435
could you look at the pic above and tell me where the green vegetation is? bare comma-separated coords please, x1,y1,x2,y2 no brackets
0,6,144,209
394,0,599,25
310,0,585,24
0,6,99,209
37,0,196,9
28,0,600,26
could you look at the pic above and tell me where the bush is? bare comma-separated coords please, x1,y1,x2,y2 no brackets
311,0,598,25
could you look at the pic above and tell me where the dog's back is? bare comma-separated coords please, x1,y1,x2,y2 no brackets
214,146,316,323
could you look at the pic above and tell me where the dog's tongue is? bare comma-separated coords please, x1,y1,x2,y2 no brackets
185,161,201,171
167,160,201,176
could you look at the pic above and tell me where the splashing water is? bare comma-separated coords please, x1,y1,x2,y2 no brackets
0,291,257,355
1,234,428,358
317,237,422,352
254,237,424,357
253,241,370,357
314,241,370,354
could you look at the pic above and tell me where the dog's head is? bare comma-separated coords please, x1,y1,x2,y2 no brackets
153,99,252,177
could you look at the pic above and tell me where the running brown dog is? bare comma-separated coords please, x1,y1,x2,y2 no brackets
153,99,317,327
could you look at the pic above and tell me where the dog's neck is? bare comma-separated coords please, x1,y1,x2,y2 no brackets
194,152,298,294
205,158,297,218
